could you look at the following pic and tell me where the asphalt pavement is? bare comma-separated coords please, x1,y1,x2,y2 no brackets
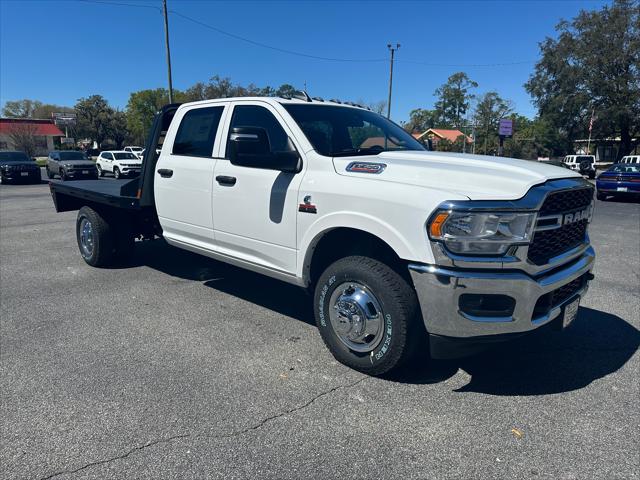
1,173,639,479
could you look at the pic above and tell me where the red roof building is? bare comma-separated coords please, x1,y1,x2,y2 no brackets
0,118,64,155
415,128,472,145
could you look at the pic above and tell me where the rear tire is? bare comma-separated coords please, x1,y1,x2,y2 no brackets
76,206,116,267
596,191,606,201
314,255,424,376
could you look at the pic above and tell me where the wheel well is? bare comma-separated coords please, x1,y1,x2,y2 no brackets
307,228,407,287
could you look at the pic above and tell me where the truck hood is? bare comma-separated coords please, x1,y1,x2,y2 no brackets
333,151,582,200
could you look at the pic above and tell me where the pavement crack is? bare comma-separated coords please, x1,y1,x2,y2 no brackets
219,376,367,439
36,377,366,479
38,433,190,480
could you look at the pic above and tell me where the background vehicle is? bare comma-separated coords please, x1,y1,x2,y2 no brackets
123,146,144,159
96,151,142,178
49,99,595,376
0,151,41,184
596,163,640,200
85,148,101,160
563,155,596,179
619,155,639,164
46,151,97,181
540,160,571,170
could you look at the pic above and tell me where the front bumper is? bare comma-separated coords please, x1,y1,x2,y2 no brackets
66,169,98,179
2,170,41,182
596,180,640,194
408,246,595,340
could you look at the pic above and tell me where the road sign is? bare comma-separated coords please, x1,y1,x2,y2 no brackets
53,112,77,126
499,119,514,137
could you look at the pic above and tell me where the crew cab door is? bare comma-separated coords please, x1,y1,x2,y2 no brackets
154,103,228,249
212,102,305,273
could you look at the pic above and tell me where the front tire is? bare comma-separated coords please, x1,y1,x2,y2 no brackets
60,169,67,181
97,164,103,177
113,167,120,179
314,256,424,376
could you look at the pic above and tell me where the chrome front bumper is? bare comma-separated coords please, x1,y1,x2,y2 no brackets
408,247,595,338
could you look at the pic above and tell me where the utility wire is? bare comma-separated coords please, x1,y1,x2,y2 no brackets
75,0,161,11
73,0,535,67
168,10,386,63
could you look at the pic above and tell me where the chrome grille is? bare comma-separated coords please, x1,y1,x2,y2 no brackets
528,187,593,266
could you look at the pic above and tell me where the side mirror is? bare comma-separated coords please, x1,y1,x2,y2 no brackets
229,126,301,173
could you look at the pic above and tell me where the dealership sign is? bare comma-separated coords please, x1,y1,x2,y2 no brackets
499,119,514,137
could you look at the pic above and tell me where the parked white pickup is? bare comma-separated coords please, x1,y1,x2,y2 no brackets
51,97,596,376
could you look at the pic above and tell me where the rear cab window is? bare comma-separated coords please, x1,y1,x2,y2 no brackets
172,106,225,157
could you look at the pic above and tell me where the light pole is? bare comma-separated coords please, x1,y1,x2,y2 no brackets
162,0,174,103
386,43,400,119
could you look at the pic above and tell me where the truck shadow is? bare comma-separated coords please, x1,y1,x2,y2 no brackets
392,307,640,395
133,239,639,396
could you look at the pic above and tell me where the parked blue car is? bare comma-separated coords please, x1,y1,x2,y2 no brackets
596,164,640,201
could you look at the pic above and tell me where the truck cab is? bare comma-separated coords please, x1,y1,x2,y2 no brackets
49,97,596,376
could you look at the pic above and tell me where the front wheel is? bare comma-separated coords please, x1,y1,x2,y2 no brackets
97,164,103,177
113,167,120,179
314,256,424,376
59,169,67,181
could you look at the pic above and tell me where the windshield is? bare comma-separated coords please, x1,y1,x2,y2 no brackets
128,147,143,152
114,152,138,160
59,151,88,161
283,104,425,157
609,164,640,173
0,151,30,162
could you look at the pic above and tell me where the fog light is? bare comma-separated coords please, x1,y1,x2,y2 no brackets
459,294,516,318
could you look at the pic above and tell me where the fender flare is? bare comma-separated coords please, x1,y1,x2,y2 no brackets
297,211,420,282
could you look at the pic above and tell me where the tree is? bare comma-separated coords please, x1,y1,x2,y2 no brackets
403,108,439,133
526,0,640,159
109,110,129,149
2,99,43,118
433,72,478,128
274,84,298,98
125,88,174,144
2,99,70,119
75,95,113,148
7,122,39,158
473,92,514,155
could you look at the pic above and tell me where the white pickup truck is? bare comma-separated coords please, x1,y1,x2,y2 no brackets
49,97,595,375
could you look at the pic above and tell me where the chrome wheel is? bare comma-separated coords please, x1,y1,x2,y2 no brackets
79,217,95,258
329,282,385,353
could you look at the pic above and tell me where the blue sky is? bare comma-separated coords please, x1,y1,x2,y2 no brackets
0,0,609,122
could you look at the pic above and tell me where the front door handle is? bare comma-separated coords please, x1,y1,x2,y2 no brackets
216,175,237,186
158,168,173,178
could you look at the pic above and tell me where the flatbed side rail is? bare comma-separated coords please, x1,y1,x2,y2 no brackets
49,180,140,212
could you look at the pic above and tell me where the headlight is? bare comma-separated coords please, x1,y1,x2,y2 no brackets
63,163,74,168
428,210,536,255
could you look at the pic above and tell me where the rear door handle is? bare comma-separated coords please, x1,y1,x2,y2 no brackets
158,168,173,178
216,175,236,186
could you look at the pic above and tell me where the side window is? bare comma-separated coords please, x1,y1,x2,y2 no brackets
227,105,294,155
172,106,224,157
106,153,114,160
